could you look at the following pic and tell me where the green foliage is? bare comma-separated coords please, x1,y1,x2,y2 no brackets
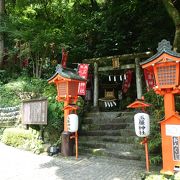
1,0,175,78
145,172,180,180
0,76,47,107
43,84,64,144
144,90,164,165
0,76,64,145
145,175,169,180
1,127,44,154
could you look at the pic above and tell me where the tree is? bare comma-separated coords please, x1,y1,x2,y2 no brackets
0,0,5,68
162,0,180,52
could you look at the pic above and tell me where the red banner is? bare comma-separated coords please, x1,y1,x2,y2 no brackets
122,70,133,93
61,48,68,68
144,68,155,90
78,64,89,95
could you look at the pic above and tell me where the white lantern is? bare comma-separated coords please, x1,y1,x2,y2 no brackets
134,113,150,137
67,114,78,132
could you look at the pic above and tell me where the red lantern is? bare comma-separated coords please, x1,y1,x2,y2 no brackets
141,40,180,175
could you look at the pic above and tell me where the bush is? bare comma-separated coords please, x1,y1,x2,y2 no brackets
0,76,47,107
144,90,164,165
43,84,64,145
1,128,44,154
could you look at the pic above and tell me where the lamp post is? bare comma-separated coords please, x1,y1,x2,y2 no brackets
127,98,151,172
48,65,86,158
141,39,180,175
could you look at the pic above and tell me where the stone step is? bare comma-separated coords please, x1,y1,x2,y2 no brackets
79,135,139,144
79,129,136,136
0,106,20,113
0,111,20,117
84,111,135,121
81,122,134,131
82,115,134,124
78,147,143,161
78,141,143,151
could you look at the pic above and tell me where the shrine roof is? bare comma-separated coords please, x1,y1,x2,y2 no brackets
159,113,180,124
127,99,151,109
48,64,86,82
140,39,180,66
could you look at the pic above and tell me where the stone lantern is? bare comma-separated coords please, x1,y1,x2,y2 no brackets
141,40,180,174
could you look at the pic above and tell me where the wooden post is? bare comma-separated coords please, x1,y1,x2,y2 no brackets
144,137,150,172
135,58,142,99
63,100,69,132
93,62,99,107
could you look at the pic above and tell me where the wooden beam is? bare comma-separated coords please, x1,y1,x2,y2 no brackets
83,51,153,65
98,64,135,72
93,62,99,107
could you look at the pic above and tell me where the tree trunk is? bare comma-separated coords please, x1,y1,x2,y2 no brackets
162,0,180,52
0,0,5,68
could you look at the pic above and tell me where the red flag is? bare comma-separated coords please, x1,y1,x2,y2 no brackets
144,68,155,91
61,48,68,68
78,64,89,96
122,70,133,93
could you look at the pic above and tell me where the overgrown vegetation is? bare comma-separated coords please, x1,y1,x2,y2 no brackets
2,128,44,154
144,172,180,180
0,76,65,146
144,90,164,165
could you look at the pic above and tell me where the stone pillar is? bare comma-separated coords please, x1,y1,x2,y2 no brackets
135,58,142,99
93,62,99,107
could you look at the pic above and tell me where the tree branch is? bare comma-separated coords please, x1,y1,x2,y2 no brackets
162,0,180,25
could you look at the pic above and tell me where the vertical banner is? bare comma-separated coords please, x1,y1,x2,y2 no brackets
61,48,68,68
122,70,133,93
144,68,155,91
78,64,89,96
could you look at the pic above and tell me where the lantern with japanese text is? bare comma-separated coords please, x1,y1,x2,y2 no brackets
67,114,78,132
141,39,180,175
127,98,151,172
134,113,150,137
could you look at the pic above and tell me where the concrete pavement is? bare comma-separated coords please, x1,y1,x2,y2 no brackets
0,142,145,180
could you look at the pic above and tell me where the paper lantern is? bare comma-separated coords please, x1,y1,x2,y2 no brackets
67,114,78,132
134,113,150,137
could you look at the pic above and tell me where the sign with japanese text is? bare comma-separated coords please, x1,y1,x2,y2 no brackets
78,64,89,95
172,137,180,161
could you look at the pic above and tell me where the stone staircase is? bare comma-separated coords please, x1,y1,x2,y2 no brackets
0,106,20,128
79,110,145,161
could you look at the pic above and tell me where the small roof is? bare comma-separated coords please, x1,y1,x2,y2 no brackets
140,39,180,66
48,64,86,83
63,105,79,111
127,99,151,109
160,113,180,124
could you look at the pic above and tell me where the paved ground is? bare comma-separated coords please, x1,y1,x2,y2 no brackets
0,142,146,180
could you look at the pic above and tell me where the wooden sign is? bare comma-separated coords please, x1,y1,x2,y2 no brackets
112,58,120,68
22,98,47,125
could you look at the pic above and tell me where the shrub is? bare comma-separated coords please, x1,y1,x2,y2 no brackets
43,84,64,144
1,128,44,154
144,90,164,165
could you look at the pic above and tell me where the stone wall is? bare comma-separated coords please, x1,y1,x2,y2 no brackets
0,105,21,127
